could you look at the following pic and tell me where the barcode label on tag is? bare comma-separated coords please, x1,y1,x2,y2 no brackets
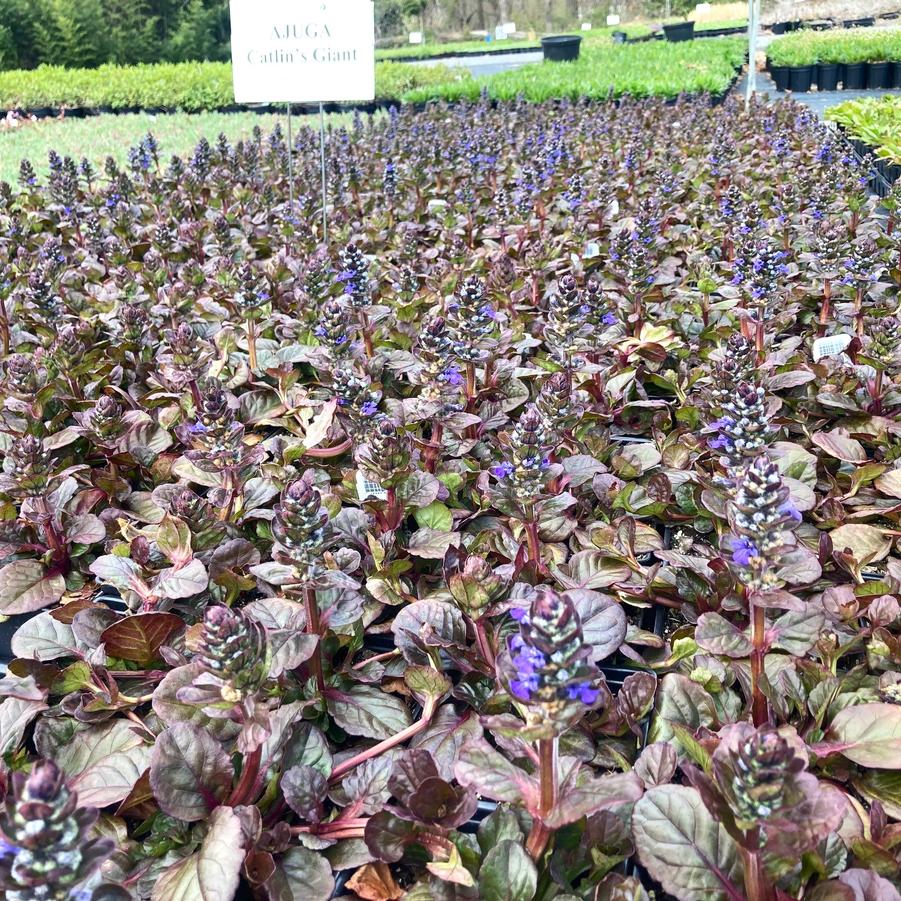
356,471,388,502
813,333,852,362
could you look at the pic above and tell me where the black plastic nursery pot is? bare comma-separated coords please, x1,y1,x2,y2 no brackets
662,21,695,42
770,65,789,91
541,34,583,62
816,62,840,90
612,30,628,44
893,61,901,88
788,65,813,92
843,62,868,89
844,16,875,28
0,613,33,665
867,60,892,89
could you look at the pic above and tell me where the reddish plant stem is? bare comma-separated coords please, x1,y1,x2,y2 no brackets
189,379,203,410
474,618,495,668
465,363,477,408
227,745,262,806
304,587,327,695
360,310,374,358
525,737,558,862
328,697,437,784
291,822,367,840
818,279,831,336
742,843,776,901
424,423,443,473
304,438,352,458
353,649,400,669
750,600,769,727
524,519,542,572
872,370,884,416
246,318,258,371
0,300,9,356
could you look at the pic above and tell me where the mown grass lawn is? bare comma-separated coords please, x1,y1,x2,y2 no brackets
0,109,359,184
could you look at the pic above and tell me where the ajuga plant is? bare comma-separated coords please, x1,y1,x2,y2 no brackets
0,94,899,901
0,760,113,901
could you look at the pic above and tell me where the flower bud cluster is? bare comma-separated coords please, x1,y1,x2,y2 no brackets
545,274,588,360
448,276,498,363
728,455,800,592
183,605,270,707
271,478,331,580
501,588,601,733
491,404,555,505
0,760,113,901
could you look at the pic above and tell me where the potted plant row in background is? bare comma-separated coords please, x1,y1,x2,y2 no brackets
827,95,901,194
766,26,901,92
0,90,899,901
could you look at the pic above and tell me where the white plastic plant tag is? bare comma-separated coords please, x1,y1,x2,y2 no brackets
812,333,852,362
356,471,388,502
581,22,592,30
409,31,423,44
584,241,601,259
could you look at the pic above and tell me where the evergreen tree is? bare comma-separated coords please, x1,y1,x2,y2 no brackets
46,0,111,69
107,0,160,64
163,0,220,62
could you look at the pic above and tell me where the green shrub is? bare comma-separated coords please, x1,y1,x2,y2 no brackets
0,60,472,110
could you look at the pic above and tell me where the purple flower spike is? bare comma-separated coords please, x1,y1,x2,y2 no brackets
441,365,464,387
567,682,599,705
509,679,533,701
360,401,379,417
510,607,528,622
602,312,617,326
780,500,802,523
491,462,515,479
730,536,760,566
0,836,17,857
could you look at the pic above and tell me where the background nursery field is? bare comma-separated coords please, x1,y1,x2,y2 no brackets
0,8,900,901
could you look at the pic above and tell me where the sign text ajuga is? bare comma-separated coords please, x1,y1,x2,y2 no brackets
230,0,375,103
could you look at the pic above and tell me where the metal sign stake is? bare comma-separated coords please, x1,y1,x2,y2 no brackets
286,102,295,212
745,0,760,107
319,102,329,243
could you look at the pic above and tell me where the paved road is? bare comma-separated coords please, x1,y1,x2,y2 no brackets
408,49,543,77
742,70,901,115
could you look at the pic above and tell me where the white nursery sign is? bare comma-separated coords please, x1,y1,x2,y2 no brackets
230,0,375,103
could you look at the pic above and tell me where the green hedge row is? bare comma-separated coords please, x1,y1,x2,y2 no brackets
766,26,901,67
0,61,473,110
0,39,744,112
